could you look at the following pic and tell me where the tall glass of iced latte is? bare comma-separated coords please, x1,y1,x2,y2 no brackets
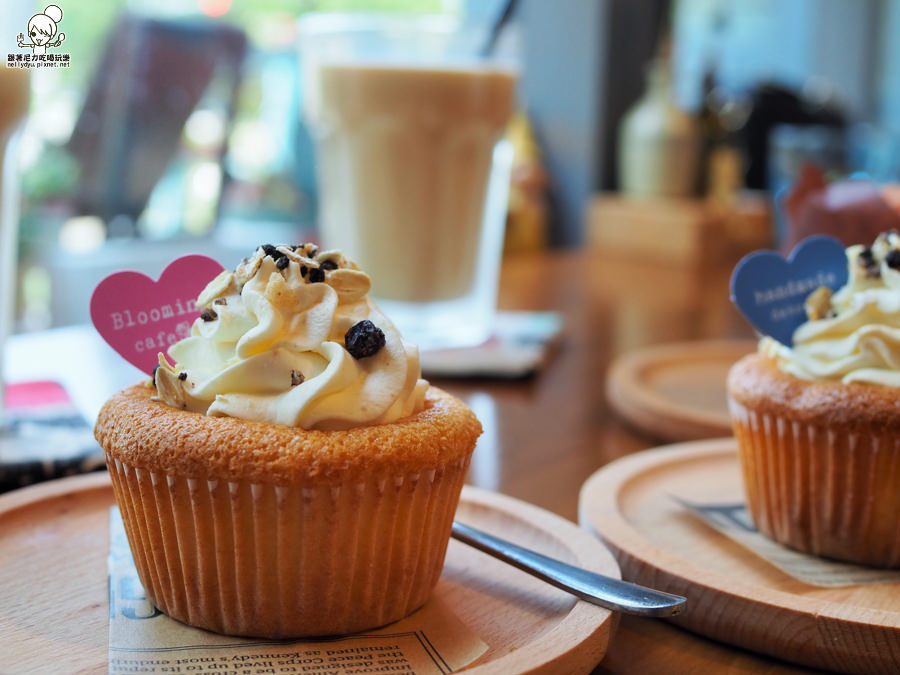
299,14,516,350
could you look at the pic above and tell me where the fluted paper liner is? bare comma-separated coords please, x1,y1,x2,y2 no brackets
729,399,900,568
107,453,471,637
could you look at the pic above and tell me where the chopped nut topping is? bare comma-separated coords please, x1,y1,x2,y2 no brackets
234,250,264,284
279,245,315,266
197,270,237,306
805,286,834,321
326,268,371,302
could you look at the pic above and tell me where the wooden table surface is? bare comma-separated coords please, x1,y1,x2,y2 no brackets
3,245,822,674
445,247,749,525
434,247,816,674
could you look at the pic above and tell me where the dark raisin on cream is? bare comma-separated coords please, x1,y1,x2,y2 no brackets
886,249,900,270
858,247,880,279
261,243,290,268
200,308,218,322
178,372,188,381
290,370,305,386
345,320,385,359
308,267,326,283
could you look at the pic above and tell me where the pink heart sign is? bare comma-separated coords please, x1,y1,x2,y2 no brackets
90,255,225,374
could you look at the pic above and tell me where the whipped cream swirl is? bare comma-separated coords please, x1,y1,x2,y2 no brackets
154,244,428,430
761,232,900,386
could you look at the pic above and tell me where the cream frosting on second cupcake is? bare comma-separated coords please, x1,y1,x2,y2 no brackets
761,232,900,387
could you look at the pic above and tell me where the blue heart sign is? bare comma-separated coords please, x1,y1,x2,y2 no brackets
730,235,848,346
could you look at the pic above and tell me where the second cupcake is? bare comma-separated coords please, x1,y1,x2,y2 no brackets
728,232,900,568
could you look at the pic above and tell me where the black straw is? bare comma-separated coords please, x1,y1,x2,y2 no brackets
479,0,518,58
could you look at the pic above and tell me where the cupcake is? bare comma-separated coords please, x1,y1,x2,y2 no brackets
94,243,481,637
728,232,900,567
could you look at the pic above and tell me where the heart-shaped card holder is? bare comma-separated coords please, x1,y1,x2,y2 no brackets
730,235,848,346
90,255,225,374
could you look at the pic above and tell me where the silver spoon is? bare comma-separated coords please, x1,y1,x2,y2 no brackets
451,521,687,617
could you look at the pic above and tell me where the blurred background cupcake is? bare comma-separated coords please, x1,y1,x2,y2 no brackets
728,232,900,568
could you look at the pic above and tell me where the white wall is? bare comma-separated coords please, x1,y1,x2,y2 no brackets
877,0,900,135
673,0,877,119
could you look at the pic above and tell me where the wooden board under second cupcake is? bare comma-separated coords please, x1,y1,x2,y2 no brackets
579,439,900,674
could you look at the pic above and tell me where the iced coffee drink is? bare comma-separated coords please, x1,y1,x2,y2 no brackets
308,64,515,305
300,14,517,349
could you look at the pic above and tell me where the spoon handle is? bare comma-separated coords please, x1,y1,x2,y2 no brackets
451,521,686,618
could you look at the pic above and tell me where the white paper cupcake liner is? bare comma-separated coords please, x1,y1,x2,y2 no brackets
107,453,472,637
729,399,900,568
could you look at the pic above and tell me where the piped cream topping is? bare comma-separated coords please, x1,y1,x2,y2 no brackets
761,232,900,386
153,244,428,430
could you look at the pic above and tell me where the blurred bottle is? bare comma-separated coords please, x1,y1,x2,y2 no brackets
504,111,548,252
0,4,33,422
696,65,748,208
695,67,720,193
0,72,29,146
618,40,699,198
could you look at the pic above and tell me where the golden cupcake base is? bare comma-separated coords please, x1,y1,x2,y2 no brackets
728,353,900,568
108,456,470,637
96,384,482,637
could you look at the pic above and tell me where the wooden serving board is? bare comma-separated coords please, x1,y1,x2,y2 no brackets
579,439,900,674
0,473,616,674
605,340,755,442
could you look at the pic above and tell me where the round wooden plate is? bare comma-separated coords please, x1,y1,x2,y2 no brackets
0,473,616,674
605,340,756,442
579,438,900,674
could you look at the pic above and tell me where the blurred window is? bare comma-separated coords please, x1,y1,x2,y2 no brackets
14,0,511,329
